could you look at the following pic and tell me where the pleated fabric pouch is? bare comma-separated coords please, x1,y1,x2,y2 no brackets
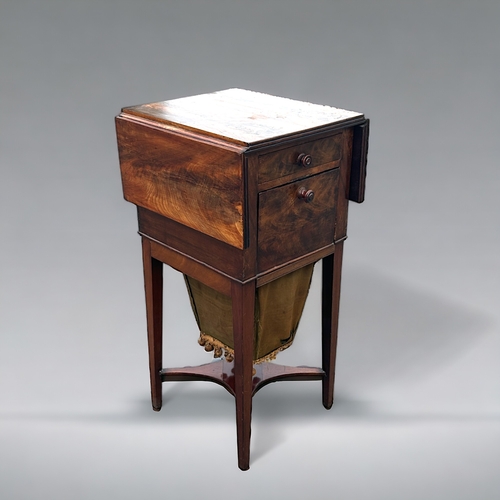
184,263,315,363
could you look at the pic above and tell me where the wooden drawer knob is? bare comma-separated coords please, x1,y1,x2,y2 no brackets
297,187,315,203
297,153,312,167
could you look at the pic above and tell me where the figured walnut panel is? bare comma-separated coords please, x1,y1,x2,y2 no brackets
117,117,245,249
258,169,340,272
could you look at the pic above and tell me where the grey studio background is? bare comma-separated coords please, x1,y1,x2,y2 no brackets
1,0,499,499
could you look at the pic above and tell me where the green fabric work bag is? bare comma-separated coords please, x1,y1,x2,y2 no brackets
184,263,315,363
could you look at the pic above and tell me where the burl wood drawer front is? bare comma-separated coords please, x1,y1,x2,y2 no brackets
258,133,343,186
258,168,340,272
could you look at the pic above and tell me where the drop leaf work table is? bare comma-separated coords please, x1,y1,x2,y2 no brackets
115,89,369,470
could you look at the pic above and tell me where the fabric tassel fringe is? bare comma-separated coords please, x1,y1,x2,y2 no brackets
197,332,294,365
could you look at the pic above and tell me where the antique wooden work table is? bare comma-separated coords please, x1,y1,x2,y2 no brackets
116,89,369,470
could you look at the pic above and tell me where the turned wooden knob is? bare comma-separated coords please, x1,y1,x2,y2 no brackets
297,187,314,203
297,153,312,167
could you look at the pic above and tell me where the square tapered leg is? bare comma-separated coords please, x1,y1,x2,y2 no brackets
142,237,163,412
321,242,344,409
231,280,256,470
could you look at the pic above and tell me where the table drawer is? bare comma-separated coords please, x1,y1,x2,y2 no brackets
258,133,343,186
258,168,340,272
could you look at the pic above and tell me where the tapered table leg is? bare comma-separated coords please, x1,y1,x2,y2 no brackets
231,280,256,471
142,237,163,411
321,242,344,409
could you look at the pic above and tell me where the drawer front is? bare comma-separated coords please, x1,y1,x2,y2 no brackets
258,133,343,186
258,169,340,272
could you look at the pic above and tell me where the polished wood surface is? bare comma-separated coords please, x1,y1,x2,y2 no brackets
138,207,252,282
258,168,340,272
117,116,246,248
333,128,355,242
122,88,363,145
321,242,344,409
258,132,342,185
349,120,370,203
116,89,369,470
142,238,163,411
231,280,255,470
161,360,324,397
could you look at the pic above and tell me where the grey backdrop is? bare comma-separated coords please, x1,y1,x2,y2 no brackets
1,1,499,499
